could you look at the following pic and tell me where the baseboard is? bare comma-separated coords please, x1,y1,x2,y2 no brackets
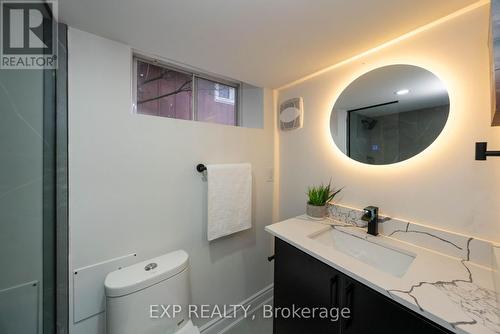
199,284,273,334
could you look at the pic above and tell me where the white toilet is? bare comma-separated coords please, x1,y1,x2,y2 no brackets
104,250,200,334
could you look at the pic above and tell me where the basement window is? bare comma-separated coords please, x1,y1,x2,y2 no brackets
134,57,239,126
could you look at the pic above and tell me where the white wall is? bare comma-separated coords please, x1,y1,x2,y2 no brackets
278,4,500,241
68,28,275,333
240,83,264,128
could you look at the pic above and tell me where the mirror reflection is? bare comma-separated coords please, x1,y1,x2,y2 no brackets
330,65,449,165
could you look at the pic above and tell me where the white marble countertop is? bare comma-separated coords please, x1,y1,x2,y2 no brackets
266,216,500,334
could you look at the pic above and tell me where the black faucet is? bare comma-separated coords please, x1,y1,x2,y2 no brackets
362,206,379,236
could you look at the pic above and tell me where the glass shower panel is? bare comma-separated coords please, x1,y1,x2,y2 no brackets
0,61,58,332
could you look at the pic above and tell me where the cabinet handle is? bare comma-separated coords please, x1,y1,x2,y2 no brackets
344,283,354,329
330,275,339,308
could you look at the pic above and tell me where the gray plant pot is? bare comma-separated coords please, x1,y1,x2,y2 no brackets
306,203,328,220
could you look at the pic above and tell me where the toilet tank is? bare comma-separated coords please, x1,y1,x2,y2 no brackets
105,250,190,334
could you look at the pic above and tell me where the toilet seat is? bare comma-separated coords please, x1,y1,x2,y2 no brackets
176,320,200,334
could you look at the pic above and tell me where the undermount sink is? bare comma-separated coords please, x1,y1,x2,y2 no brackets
309,227,415,277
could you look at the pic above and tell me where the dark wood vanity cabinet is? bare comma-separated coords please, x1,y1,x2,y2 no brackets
273,237,341,334
273,238,453,334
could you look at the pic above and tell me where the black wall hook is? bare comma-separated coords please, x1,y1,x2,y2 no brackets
196,164,207,173
476,142,500,160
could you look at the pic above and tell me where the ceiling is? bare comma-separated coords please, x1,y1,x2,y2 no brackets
334,65,449,117
59,0,479,88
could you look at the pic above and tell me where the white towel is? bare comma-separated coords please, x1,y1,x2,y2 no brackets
207,163,252,241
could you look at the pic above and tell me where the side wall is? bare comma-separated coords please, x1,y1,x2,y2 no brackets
68,28,275,333
278,4,500,241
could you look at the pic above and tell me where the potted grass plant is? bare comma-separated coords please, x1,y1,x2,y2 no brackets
306,181,343,220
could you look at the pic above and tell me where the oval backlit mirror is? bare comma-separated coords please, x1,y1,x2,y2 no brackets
330,65,449,165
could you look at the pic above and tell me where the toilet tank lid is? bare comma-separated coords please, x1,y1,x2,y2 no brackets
104,250,189,297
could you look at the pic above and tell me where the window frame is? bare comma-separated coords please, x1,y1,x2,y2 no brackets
132,55,241,126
